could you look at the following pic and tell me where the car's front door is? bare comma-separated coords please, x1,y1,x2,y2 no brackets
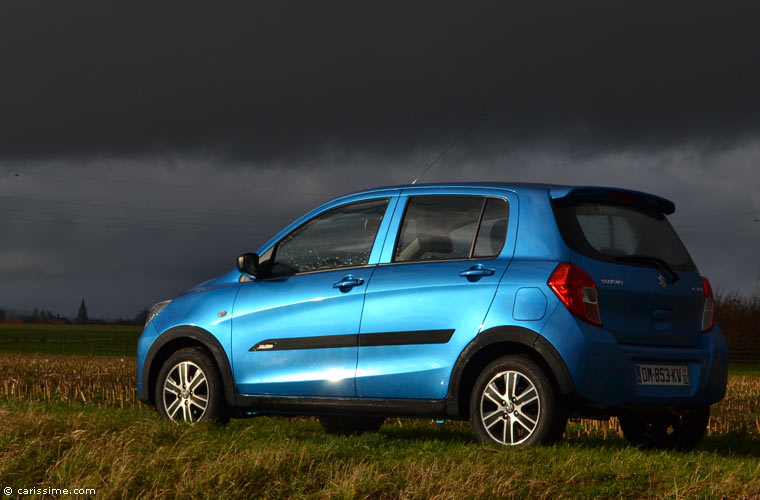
231,197,394,397
357,191,517,399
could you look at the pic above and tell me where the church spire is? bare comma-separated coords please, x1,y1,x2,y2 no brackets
76,298,88,324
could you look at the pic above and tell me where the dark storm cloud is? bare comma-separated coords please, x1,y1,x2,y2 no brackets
2,1,760,159
1,2,759,318
1,144,758,319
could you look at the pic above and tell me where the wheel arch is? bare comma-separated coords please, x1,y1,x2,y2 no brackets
141,325,237,407
446,325,575,418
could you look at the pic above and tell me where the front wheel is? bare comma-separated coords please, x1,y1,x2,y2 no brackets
470,355,564,446
618,406,710,451
155,347,227,423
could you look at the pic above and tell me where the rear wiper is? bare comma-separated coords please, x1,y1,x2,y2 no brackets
612,254,680,283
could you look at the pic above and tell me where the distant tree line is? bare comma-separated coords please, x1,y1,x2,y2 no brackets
31,307,63,323
0,306,67,324
716,292,760,355
0,299,150,326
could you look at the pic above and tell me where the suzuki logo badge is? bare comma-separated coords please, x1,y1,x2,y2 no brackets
658,274,667,288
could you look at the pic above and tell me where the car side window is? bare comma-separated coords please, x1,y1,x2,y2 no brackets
393,195,509,263
472,198,510,258
273,198,389,274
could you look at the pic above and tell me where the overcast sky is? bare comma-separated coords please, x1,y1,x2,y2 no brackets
1,1,759,319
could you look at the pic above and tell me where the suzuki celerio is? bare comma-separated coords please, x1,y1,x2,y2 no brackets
137,183,727,448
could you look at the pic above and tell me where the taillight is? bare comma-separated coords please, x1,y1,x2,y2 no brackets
701,276,715,332
547,262,602,326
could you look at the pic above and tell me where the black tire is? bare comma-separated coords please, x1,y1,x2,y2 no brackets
618,406,710,451
155,347,227,423
319,415,385,435
470,355,564,446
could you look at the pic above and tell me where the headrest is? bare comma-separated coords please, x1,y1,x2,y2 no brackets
417,229,452,256
490,219,508,255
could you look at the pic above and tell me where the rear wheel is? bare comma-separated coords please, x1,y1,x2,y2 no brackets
470,355,565,446
319,415,385,435
618,406,710,450
155,347,227,423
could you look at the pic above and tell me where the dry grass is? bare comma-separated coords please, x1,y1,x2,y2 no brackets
0,354,759,499
1,400,759,500
709,372,760,435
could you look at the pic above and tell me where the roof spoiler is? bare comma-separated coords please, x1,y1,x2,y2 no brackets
549,186,676,215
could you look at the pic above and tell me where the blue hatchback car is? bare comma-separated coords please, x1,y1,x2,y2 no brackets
137,183,728,448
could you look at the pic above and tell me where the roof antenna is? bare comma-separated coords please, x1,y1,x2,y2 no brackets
411,111,489,185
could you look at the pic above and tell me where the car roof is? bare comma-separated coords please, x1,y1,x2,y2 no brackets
337,182,676,214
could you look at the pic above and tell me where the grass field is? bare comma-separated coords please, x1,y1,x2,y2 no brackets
0,352,759,499
0,324,141,356
0,400,759,499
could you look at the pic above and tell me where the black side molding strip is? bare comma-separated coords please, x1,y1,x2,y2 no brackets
360,329,454,346
251,334,357,351
250,329,455,351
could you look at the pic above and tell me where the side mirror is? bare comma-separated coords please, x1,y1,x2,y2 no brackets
237,253,260,276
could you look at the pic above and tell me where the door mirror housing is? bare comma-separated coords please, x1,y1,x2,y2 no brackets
237,253,260,277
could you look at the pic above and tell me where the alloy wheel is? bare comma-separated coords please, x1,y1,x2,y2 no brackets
162,361,209,423
479,369,541,445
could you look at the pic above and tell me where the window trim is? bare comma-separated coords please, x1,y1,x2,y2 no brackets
268,197,391,276
389,195,510,265
255,263,376,281
468,198,489,258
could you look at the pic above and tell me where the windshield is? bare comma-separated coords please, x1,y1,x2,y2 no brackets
553,201,696,271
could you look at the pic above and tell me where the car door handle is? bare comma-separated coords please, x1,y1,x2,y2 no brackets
459,264,495,278
333,275,365,289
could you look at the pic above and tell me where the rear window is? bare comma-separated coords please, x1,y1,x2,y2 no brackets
553,201,696,271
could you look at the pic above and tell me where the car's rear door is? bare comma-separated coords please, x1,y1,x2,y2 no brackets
356,188,518,399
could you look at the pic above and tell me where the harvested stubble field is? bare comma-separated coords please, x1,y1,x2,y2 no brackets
1,353,759,438
1,354,136,408
1,353,759,499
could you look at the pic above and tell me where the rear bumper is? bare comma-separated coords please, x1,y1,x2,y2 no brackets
540,306,729,409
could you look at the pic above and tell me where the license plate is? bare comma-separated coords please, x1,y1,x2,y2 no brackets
635,364,690,386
